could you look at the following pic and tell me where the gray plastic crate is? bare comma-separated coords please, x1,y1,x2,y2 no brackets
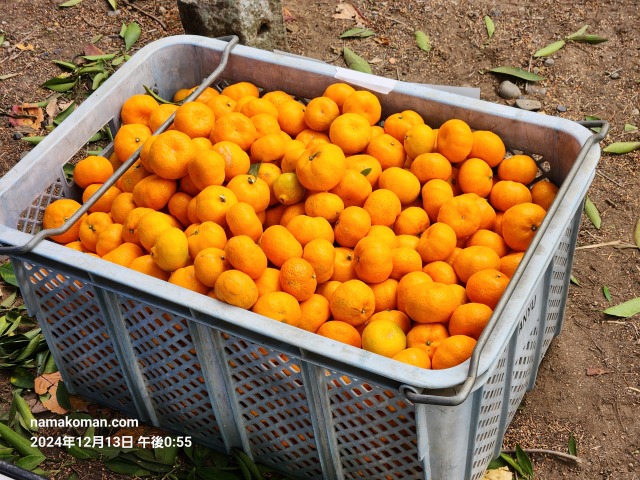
0,36,604,480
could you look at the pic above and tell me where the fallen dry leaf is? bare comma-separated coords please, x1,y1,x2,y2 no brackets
45,100,60,122
8,103,44,129
34,371,63,395
374,36,391,46
69,395,91,412
586,367,610,376
41,384,69,415
15,43,34,51
333,3,367,26
83,44,104,56
482,466,514,480
282,6,296,22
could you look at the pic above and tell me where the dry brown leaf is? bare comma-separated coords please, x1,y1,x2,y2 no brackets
373,36,390,46
45,100,60,122
34,371,62,395
83,44,104,56
69,395,91,412
41,384,69,414
8,103,44,129
333,3,367,26
282,6,296,22
482,466,514,479
586,367,610,376
16,43,34,51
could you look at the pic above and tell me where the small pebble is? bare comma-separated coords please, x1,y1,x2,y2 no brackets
107,9,121,16
631,108,639,116
557,105,567,112
525,84,547,96
158,6,167,14
498,80,521,100
2,41,9,48
544,58,555,67
515,98,542,111
610,72,620,80
13,132,23,140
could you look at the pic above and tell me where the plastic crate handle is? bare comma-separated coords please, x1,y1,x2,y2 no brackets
400,119,610,406
0,35,240,256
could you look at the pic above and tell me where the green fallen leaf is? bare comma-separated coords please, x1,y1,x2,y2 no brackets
624,123,637,132
567,25,589,40
499,452,527,478
634,218,640,248
107,0,117,10
488,66,545,82
42,75,78,93
340,27,375,39
0,33,4,45
0,262,18,287
122,22,142,51
568,433,578,456
569,34,607,44
584,196,601,229
602,141,640,154
15,454,46,471
603,286,612,302
20,136,46,145
0,73,21,81
534,39,566,57
52,59,77,71
106,458,151,475
415,30,431,52
515,445,534,477
484,16,495,39
111,55,126,67
10,368,35,389
603,297,640,318
58,0,83,7
81,53,117,61
53,102,76,126
343,47,372,74
92,71,108,90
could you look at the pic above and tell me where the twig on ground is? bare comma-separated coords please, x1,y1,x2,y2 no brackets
596,170,624,187
575,240,622,250
123,0,167,30
502,448,583,464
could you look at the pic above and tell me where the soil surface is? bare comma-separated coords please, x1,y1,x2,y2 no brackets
1,1,639,479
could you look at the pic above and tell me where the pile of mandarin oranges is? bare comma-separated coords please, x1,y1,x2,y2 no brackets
42,80,559,371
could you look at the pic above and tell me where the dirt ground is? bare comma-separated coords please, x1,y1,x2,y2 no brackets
1,1,639,479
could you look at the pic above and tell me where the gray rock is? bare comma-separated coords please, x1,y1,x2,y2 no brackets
498,80,521,100
632,108,639,116
556,105,567,112
525,84,547,96
544,58,555,67
177,0,287,51
107,9,121,16
610,71,620,80
515,98,542,111
158,6,167,15
2,41,9,48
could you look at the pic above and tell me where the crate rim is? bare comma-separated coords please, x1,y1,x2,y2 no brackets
0,34,602,398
